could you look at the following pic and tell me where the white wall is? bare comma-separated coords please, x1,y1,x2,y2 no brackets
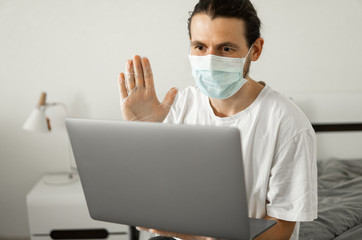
1,0,362,237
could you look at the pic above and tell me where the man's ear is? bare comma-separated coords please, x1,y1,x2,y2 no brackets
251,38,264,61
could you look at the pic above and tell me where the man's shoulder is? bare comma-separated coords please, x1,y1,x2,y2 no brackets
261,86,314,134
172,85,204,108
176,85,202,98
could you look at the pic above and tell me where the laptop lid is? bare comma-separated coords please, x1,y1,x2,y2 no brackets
65,118,273,240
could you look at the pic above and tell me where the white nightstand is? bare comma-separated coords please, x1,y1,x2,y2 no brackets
26,173,132,240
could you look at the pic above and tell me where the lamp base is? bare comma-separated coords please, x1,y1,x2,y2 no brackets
43,172,78,185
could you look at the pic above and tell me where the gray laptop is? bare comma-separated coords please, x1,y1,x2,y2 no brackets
65,118,276,240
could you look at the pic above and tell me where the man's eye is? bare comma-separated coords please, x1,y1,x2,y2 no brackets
196,46,204,51
223,47,231,52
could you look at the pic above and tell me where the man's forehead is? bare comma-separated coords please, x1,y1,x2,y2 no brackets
190,13,247,44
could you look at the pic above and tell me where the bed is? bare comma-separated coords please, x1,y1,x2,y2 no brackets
299,123,362,240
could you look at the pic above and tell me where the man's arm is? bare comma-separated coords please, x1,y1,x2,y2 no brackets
254,215,295,240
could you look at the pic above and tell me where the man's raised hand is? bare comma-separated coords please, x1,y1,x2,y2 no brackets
118,55,178,122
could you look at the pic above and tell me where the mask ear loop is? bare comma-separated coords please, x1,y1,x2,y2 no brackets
245,43,254,59
243,43,254,78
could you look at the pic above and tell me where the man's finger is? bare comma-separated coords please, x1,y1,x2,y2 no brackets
133,55,145,88
161,88,178,109
126,59,135,91
150,229,194,240
141,57,155,91
136,226,149,232
118,72,128,99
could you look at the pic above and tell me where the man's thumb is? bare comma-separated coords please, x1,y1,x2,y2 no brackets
161,87,178,109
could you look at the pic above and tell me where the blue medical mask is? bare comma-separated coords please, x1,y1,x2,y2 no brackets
188,46,253,99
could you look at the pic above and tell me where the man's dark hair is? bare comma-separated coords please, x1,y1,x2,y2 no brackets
187,0,261,47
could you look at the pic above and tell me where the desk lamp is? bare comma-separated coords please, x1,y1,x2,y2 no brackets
23,92,77,185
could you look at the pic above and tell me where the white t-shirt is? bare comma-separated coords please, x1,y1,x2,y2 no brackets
163,84,318,240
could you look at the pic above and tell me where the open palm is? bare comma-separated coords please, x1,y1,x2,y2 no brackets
118,55,177,122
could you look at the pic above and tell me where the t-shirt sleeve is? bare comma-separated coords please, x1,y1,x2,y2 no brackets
266,128,318,222
163,104,177,124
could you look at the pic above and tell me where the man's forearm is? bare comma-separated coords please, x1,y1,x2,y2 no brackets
254,215,295,240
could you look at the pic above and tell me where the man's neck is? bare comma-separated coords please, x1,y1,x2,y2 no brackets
208,77,265,118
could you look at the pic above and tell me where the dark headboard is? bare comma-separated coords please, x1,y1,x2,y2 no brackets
312,123,362,132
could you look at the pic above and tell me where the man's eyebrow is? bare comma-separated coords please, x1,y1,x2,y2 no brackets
190,41,240,49
190,41,206,46
215,42,240,49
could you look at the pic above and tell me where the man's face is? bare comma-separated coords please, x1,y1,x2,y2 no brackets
189,13,250,59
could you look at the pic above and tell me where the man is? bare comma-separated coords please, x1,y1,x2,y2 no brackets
118,0,317,239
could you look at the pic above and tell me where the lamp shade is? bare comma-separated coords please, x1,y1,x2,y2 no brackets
23,107,49,132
